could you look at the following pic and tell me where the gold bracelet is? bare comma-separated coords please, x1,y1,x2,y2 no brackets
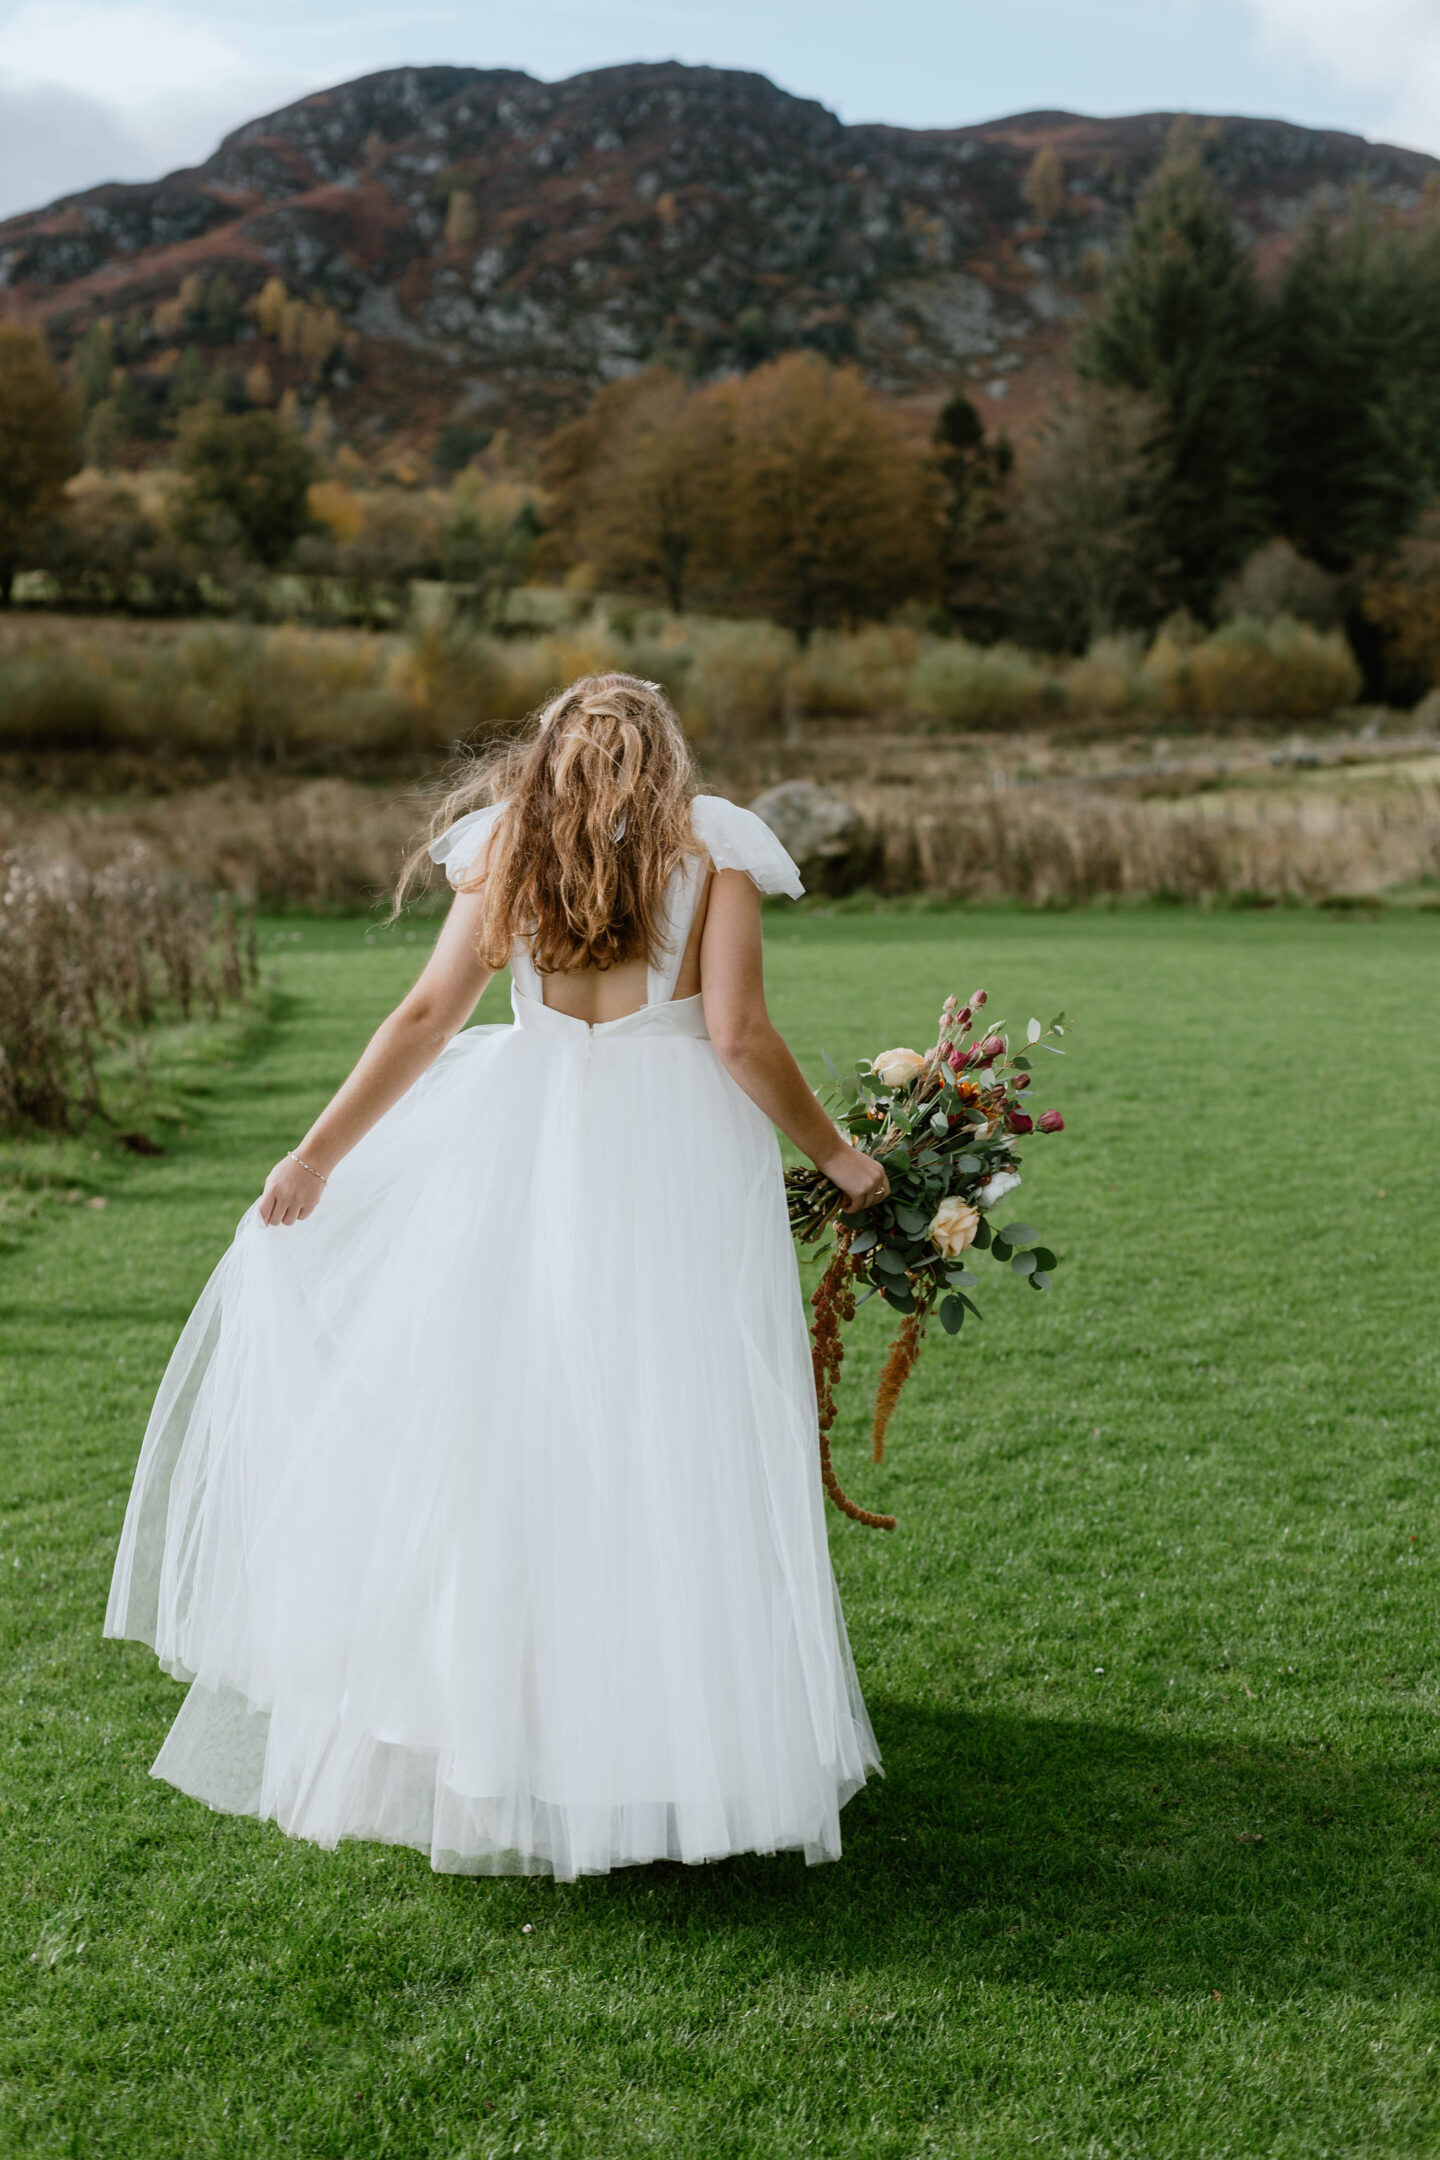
287,1150,329,1183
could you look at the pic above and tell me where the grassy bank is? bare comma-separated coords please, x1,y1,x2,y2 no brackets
2,908,1439,2156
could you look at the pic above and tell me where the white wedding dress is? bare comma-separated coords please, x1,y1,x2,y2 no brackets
106,794,880,1879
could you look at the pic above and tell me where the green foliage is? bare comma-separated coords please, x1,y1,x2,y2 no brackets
432,421,493,474
0,325,78,600
69,320,114,417
165,344,209,423
81,398,124,474
1266,201,1440,569
933,389,1012,639
1006,385,1165,652
910,637,1064,726
203,273,241,345
176,408,316,567
3,909,1440,2154
1085,145,1268,616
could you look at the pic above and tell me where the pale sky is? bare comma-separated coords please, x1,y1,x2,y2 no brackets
0,0,1435,221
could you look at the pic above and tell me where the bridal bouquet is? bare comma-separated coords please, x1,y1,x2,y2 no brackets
786,990,1067,1530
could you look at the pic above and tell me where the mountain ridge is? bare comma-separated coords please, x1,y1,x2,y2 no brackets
1,61,1435,449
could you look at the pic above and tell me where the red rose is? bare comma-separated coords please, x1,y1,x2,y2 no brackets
980,1034,1005,1060
1038,1109,1065,1133
1007,1109,1034,1134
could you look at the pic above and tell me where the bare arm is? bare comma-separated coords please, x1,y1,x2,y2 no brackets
258,886,495,1226
699,870,889,1210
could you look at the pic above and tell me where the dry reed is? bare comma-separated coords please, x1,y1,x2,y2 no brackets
0,847,255,1129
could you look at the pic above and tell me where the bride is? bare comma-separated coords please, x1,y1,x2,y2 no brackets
106,672,887,1880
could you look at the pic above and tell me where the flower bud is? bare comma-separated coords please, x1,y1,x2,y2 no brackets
970,989,988,1008
980,1034,1005,1060
1007,1109,1034,1134
1012,1071,1031,1090
947,1044,976,1072
956,1004,972,1026
1038,1109,1065,1133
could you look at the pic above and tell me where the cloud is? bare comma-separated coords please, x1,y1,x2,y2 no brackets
0,4,310,217
1245,0,1440,152
0,73,144,217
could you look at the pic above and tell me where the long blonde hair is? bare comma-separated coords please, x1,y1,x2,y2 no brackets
400,673,697,975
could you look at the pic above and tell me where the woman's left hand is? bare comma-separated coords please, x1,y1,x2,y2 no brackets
258,1157,328,1227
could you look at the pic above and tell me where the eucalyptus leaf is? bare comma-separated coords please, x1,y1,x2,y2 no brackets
1000,1222,1039,1247
1027,1018,1042,1044
1012,1056,1031,1072
1031,1246,1057,1273
1029,1271,1052,1291
1011,1250,1037,1275
849,1228,879,1254
959,1293,983,1319
945,1268,978,1288
821,1048,839,1080
880,1285,917,1313
872,1246,909,1277
991,1237,1014,1263
895,1205,929,1235
972,1218,993,1250
939,1295,965,1335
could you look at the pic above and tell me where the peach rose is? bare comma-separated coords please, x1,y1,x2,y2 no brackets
872,1047,927,1086
929,1196,980,1258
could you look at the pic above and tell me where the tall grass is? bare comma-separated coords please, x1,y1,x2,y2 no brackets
861,783,1440,906
0,849,255,1129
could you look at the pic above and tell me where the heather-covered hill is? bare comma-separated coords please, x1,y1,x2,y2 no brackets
2,61,1437,447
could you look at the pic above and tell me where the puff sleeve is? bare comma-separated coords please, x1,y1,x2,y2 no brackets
428,805,504,885
690,795,805,899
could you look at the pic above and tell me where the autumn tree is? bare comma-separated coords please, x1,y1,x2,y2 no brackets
721,353,940,638
543,368,730,613
176,408,316,565
0,326,78,601
1025,146,1066,225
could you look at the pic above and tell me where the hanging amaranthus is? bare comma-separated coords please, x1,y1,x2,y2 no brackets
871,1311,923,1464
788,988,1071,1529
810,1241,896,1531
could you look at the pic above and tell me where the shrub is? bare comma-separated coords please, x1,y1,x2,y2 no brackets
788,626,918,717
1144,613,1361,719
908,638,1066,728
683,620,796,740
1063,634,1152,717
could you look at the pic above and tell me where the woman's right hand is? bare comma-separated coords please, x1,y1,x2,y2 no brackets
819,1140,891,1212
258,1156,328,1227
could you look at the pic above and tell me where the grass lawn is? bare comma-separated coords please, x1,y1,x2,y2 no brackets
3,902,1440,2158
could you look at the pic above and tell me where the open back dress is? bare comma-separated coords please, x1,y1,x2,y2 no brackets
106,793,880,1879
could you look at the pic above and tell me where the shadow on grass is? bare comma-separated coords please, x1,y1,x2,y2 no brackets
549,1699,1440,2003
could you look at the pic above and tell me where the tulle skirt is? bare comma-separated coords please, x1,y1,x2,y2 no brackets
106,987,880,1879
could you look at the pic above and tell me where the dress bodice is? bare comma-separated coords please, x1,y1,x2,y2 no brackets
428,794,805,1014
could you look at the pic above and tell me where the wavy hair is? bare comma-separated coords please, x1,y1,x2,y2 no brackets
399,673,698,975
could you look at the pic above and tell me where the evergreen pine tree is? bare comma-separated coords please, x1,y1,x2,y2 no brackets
1084,142,1267,616
1266,199,1440,568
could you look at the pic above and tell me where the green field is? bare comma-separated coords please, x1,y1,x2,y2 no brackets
3,904,1439,2158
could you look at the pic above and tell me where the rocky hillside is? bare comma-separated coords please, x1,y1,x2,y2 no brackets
1,61,1436,450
